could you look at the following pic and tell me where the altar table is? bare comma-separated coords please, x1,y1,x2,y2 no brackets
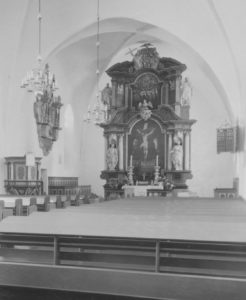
123,184,163,197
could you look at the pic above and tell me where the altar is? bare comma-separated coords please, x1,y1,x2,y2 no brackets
123,184,164,197
100,45,196,200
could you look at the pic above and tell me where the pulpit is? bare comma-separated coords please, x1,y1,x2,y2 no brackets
4,155,43,195
100,45,196,199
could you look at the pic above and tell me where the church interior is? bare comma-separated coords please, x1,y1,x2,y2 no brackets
0,0,246,299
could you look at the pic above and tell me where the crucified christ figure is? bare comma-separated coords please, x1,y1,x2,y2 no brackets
137,123,155,160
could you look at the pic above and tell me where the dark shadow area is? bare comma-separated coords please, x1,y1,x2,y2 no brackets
0,286,156,300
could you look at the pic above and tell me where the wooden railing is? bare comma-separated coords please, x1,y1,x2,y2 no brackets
48,177,78,187
0,233,246,278
49,184,91,196
4,180,43,195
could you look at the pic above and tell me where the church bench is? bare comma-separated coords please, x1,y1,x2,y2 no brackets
0,198,23,217
0,233,54,263
0,231,246,280
63,195,71,207
22,197,37,216
0,201,4,221
36,195,71,211
49,195,57,205
56,195,71,209
157,240,246,276
36,196,55,212
0,196,38,217
70,194,86,206
58,237,158,271
59,238,246,277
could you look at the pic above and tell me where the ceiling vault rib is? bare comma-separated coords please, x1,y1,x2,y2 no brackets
207,0,242,96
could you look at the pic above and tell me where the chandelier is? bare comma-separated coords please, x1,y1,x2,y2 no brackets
20,0,58,96
21,0,62,156
83,0,109,124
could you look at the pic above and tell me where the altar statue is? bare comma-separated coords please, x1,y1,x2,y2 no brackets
106,142,118,171
180,77,192,106
101,83,112,106
170,136,183,170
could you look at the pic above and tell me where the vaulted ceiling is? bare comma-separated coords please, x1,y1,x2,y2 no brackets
0,0,245,120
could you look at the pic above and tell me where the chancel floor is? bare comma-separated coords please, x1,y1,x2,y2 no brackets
0,197,246,242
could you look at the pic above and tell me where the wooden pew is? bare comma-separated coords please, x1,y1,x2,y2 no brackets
70,194,86,206
0,198,23,217
0,200,4,221
0,196,38,217
36,196,54,212
49,195,59,210
64,195,71,207
56,195,71,209
22,197,37,216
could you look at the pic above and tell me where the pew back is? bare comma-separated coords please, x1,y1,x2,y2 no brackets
0,197,39,217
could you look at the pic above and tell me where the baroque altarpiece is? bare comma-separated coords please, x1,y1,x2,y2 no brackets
100,46,196,199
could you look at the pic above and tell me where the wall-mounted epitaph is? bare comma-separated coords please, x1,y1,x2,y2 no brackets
34,90,62,156
217,126,239,153
33,64,63,156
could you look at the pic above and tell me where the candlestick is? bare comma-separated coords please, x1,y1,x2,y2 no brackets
130,155,133,167
156,155,159,166
128,165,134,185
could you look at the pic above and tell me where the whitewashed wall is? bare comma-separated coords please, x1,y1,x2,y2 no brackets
0,0,244,197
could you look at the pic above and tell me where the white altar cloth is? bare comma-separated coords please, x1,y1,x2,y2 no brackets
123,184,163,197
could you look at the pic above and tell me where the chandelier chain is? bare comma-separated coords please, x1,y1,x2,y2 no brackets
84,0,109,124
38,0,42,62
96,0,100,98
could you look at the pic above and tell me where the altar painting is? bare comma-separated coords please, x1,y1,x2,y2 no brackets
128,120,163,179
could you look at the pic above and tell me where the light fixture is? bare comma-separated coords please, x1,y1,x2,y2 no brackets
20,0,58,96
21,0,63,156
83,0,109,124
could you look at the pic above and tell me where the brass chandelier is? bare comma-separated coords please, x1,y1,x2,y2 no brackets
20,0,58,96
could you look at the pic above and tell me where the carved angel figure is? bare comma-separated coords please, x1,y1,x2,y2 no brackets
101,83,112,106
180,77,192,106
106,142,118,171
170,136,183,170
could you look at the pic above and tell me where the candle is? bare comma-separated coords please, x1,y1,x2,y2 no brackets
156,155,159,166
130,155,133,167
